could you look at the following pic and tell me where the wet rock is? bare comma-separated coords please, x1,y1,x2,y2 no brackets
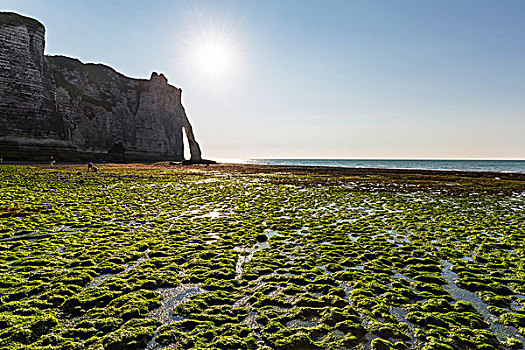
256,234,268,243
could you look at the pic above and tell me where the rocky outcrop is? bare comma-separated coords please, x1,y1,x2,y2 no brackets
0,12,202,161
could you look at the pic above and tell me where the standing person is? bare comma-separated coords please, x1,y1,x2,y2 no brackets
50,156,55,166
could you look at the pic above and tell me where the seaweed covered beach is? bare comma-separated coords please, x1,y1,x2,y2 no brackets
1,163,525,350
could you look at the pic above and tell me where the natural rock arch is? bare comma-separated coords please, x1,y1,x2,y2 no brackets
0,12,204,162
180,105,202,161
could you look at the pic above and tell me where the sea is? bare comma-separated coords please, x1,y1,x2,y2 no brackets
242,159,525,173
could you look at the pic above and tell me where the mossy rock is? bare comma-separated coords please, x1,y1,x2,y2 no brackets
453,300,476,313
334,320,366,337
210,334,257,349
368,321,410,340
102,318,160,350
500,312,525,328
62,326,98,340
421,340,455,350
371,337,394,350
272,331,321,350
503,337,524,350
255,234,268,243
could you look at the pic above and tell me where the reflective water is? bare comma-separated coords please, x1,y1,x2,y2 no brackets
248,159,525,173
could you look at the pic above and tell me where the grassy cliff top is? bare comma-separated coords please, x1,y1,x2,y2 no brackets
0,12,44,30
47,55,122,79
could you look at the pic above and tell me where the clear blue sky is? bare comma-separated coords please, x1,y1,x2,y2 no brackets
2,0,525,159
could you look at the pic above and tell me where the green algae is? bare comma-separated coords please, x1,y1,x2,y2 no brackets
0,164,524,349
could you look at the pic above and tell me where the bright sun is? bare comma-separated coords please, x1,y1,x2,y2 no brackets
195,41,231,78
183,18,241,82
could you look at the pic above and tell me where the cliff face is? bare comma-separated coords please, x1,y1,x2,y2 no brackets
0,12,202,161
0,13,73,158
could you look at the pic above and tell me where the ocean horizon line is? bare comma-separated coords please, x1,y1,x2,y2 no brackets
248,158,525,161
221,158,525,174
212,157,525,163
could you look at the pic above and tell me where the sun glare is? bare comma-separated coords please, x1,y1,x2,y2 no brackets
195,41,231,77
181,14,242,82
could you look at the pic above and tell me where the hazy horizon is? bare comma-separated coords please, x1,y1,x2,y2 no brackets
2,0,524,160
232,157,525,161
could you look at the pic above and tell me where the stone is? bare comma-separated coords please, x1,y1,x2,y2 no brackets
0,12,202,161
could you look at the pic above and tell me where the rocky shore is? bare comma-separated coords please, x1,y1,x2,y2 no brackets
1,164,524,349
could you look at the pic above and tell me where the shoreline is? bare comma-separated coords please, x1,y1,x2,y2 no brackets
214,162,525,179
3,161,525,181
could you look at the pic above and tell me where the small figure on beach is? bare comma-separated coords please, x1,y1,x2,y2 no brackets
87,162,98,172
50,156,55,166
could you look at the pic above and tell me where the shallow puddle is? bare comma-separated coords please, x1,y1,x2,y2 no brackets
286,319,318,328
441,260,524,344
145,284,206,350
86,250,150,289
234,242,270,279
